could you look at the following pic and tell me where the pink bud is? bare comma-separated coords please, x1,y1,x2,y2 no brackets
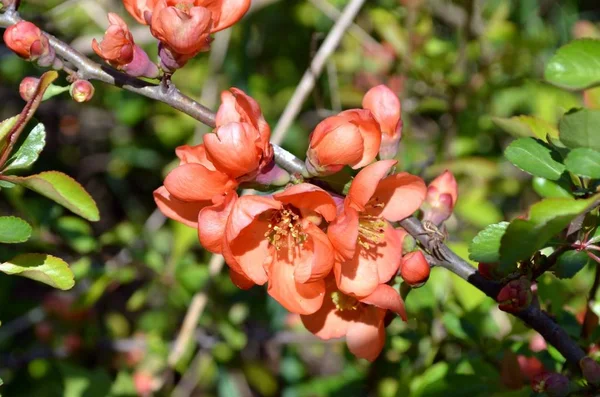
19,76,39,102
362,84,402,160
401,250,430,287
497,277,532,313
253,161,290,186
531,372,570,397
3,21,54,65
580,357,600,386
70,80,95,103
92,13,135,67
123,45,159,78
423,170,458,225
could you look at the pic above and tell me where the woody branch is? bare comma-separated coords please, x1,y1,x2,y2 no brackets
0,8,586,368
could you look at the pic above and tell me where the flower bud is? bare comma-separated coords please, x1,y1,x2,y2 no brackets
400,250,430,287
253,161,290,187
423,170,458,226
531,372,570,397
580,357,600,386
69,80,95,103
133,371,158,396
306,111,381,176
124,45,159,78
92,13,135,67
497,277,532,313
19,76,39,102
3,21,54,65
362,85,402,160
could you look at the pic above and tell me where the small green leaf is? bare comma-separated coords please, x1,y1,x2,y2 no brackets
564,148,600,178
0,216,32,243
0,253,75,290
469,222,509,263
553,250,589,279
3,123,46,172
558,109,600,151
492,115,559,141
499,195,600,266
3,171,100,221
532,177,573,198
545,39,600,90
504,137,565,180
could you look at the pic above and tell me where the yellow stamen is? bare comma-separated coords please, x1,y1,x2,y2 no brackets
264,207,307,251
331,291,359,311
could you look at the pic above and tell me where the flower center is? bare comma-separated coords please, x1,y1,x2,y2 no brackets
357,198,386,249
264,206,307,251
175,2,194,13
331,291,359,312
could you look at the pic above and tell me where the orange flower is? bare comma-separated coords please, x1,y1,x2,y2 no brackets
306,110,381,176
150,1,213,57
205,88,274,181
328,160,426,297
92,13,135,67
362,85,402,160
423,170,458,225
301,276,406,361
3,21,53,62
154,144,237,229
223,184,337,314
123,0,157,25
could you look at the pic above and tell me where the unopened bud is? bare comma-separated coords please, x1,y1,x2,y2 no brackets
19,76,39,102
402,234,417,254
401,250,430,288
497,277,532,313
423,170,458,226
69,80,95,103
254,161,290,187
580,357,600,386
531,372,570,397
3,21,54,65
123,45,159,78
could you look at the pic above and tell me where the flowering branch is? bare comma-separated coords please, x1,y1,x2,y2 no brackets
0,7,587,368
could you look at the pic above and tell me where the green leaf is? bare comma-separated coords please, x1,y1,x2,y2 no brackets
532,177,573,198
504,137,565,180
3,171,100,221
468,222,509,263
0,216,32,243
564,148,600,178
492,115,559,141
553,250,589,279
0,253,75,290
558,109,600,151
545,39,600,90
3,123,46,171
499,195,600,266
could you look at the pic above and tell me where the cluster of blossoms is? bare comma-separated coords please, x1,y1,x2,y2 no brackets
155,84,458,361
93,0,251,75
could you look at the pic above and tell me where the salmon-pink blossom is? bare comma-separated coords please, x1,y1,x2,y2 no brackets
362,85,403,160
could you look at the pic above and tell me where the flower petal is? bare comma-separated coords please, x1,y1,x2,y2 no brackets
267,260,325,315
375,172,427,222
273,183,337,222
206,0,251,32
360,284,407,321
175,144,216,169
362,85,401,137
204,122,261,178
301,279,351,340
339,109,382,169
375,223,404,284
198,192,237,254
229,268,255,290
293,223,335,284
164,163,237,202
334,244,379,298
327,206,359,260
309,116,364,168
153,186,207,228
347,160,397,211
346,307,386,361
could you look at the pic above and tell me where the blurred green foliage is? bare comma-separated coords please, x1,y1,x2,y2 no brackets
1,0,600,396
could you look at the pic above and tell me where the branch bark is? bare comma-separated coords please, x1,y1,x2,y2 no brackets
0,8,587,368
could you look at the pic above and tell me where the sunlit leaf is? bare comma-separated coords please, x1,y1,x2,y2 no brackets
545,39,600,90
3,171,100,221
469,222,510,263
558,108,600,151
3,123,46,171
0,253,74,290
492,115,558,141
504,137,565,180
564,148,600,178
